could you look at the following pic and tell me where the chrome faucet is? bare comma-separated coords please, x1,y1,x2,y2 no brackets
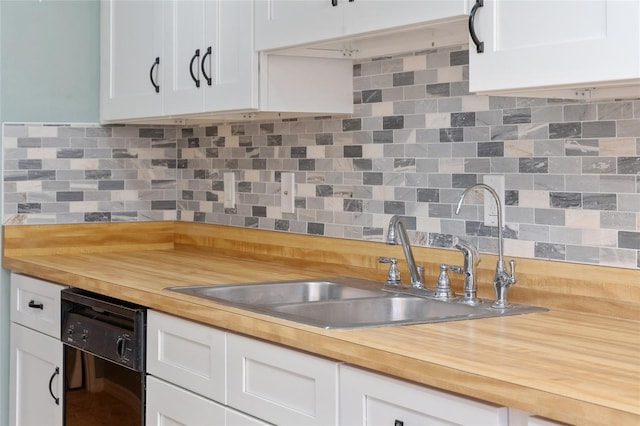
386,215,423,288
455,184,517,309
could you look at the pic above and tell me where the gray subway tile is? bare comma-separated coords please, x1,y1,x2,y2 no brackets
583,193,617,210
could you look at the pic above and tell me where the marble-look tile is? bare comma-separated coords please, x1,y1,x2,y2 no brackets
583,193,617,210
565,139,598,156
618,231,640,249
4,47,640,269
549,122,581,139
550,192,581,208
582,157,616,174
534,242,566,260
503,108,531,124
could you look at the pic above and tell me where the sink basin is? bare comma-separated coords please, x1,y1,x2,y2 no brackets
270,296,482,328
168,278,385,305
166,277,547,329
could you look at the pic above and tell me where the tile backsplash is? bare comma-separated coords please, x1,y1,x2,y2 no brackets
3,46,639,269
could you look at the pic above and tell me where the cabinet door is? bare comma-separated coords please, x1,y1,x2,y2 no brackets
254,0,344,51
342,0,468,36
146,376,225,426
147,310,226,403
227,333,340,426
509,408,567,426
202,0,256,113
11,273,66,339
163,0,205,115
10,323,63,426
226,409,272,426
340,365,508,426
164,0,255,116
100,0,164,121
469,0,640,93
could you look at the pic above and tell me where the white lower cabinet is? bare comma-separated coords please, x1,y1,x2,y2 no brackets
146,311,276,426
509,408,567,426
10,323,64,426
146,376,269,426
227,333,340,426
147,310,226,403
9,273,66,426
340,365,508,426
148,310,565,426
146,375,224,425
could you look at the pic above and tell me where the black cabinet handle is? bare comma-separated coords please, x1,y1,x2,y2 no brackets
149,57,160,93
28,300,43,310
331,0,337,6
394,420,404,426
48,367,60,405
190,48,201,88
469,0,484,53
201,46,212,86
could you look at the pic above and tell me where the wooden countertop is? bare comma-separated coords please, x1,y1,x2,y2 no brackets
3,222,639,425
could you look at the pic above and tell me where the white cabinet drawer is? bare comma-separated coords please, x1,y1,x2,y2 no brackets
509,408,568,426
10,273,66,339
340,365,508,426
147,310,226,403
147,376,271,426
146,375,225,426
227,333,339,426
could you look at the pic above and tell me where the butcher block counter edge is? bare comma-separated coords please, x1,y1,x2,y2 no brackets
3,222,639,425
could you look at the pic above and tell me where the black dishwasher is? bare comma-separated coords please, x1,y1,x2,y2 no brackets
61,288,146,426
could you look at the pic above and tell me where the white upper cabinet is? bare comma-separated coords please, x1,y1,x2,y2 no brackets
342,0,469,36
468,0,640,99
101,0,164,121
254,0,344,51
101,0,352,123
163,0,255,116
255,0,469,57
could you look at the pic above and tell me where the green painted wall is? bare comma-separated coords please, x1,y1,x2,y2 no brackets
0,0,100,123
0,1,100,424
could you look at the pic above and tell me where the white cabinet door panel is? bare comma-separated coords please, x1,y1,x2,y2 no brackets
163,0,205,115
226,409,272,426
254,0,343,51
340,365,508,426
469,0,640,93
101,0,164,120
255,0,468,52
10,323,63,426
146,376,226,426
203,0,256,112
343,0,468,36
227,333,339,426
147,310,226,403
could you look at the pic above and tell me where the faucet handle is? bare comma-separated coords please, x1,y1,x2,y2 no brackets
508,259,517,284
378,256,402,287
434,264,459,300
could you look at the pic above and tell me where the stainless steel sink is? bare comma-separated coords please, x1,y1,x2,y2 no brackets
168,277,385,305
166,277,547,329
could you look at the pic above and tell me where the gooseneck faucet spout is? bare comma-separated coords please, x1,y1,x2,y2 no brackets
386,215,423,288
455,184,517,308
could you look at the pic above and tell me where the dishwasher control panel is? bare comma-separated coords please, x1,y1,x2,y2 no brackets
61,288,146,371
